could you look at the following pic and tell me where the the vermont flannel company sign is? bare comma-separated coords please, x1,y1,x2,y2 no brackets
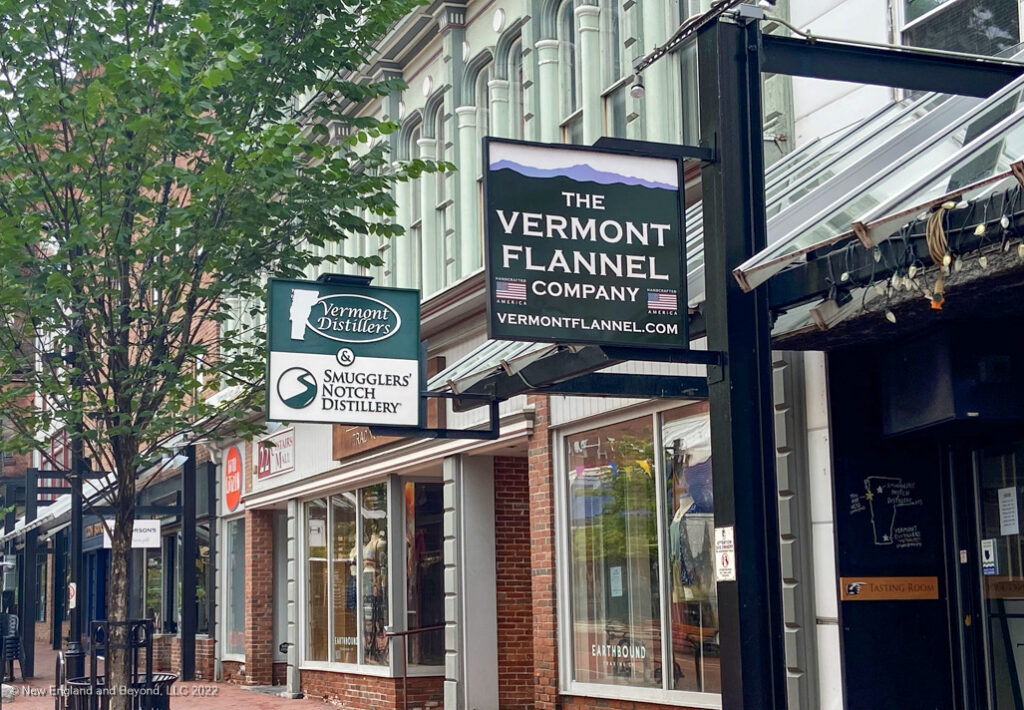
266,279,421,427
484,138,687,347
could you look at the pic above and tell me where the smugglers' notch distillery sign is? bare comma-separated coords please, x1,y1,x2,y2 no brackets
266,278,421,427
484,138,687,347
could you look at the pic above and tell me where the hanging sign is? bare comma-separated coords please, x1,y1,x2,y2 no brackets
267,278,421,427
102,519,161,549
484,138,687,348
224,444,243,511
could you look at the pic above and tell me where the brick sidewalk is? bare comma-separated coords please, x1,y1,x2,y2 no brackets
2,641,329,709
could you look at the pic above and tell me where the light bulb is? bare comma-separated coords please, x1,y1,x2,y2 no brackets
980,255,989,269
885,310,897,324
1001,215,1010,229
974,224,986,236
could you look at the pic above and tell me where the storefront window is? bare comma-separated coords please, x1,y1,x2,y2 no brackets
144,548,162,628
306,499,329,661
196,524,211,635
362,483,389,665
304,482,394,668
563,405,718,696
332,494,357,663
663,404,719,693
405,482,443,666
567,415,661,688
224,518,246,656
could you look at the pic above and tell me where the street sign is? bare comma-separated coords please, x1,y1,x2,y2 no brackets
484,138,687,348
267,278,421,427
68,581,77,610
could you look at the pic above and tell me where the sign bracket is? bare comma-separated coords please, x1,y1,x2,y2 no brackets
369,392,500,440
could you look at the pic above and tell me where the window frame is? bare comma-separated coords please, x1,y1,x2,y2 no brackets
219,515,246,661
554,402,722,709
297,476,445,678
896,0,1023,49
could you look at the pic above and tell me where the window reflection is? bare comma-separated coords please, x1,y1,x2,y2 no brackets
663,404,720,693
568,415,662,688
406,482,444,666
332,494,358,663
306,501,329,661
362,484,389,665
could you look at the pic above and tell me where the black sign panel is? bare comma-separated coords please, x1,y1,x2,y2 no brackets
484,138,687,348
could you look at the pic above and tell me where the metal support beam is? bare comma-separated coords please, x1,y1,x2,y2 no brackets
68,438,85,665
760,33,1024,98
698,18,787,710
51,528,65,650
22,468,38,678
592,136,717,163
181,445,197,680
536,373,708,399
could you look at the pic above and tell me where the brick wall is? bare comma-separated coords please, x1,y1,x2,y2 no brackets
272,661,287,686
221,660,246,684
195,637,215,680
152,634,173,672
527,394,559,710
151,634,213,679
244,508,275,685
300,670,443,710
493,455,534,710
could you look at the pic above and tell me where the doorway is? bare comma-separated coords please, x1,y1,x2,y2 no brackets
956,438,1024,710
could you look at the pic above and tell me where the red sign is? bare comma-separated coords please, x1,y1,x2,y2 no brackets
224,445,242,511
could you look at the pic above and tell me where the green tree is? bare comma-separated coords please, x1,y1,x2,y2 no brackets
0,0,437,701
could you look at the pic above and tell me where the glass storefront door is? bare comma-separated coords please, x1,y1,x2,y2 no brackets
977,440,1024,710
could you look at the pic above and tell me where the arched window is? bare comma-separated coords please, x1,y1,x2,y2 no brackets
408,124,423,289
476,65,492,138
559,0,583,143
431,101,456,285
601,0,628,137
509,39,526,139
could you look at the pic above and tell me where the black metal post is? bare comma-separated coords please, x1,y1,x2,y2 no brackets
698,18,787,710
181,444,197,680
65,441,85,681
23,468,38,678
51,528,65,650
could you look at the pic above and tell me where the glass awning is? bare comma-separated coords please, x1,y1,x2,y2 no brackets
734,58,1024,292
687,89,970,302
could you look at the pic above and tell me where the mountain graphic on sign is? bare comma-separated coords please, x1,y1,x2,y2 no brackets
489,159,676,191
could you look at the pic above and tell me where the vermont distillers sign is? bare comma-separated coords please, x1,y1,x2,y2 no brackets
266,278,420,427
484,139,687,347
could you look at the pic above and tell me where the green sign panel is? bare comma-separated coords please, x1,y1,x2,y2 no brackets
484,138,687,348
266,278,421,426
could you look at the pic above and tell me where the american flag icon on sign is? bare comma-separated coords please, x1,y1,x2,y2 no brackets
647,290,678,312
496,278,527,302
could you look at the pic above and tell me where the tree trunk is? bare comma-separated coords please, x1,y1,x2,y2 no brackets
106,485,135,710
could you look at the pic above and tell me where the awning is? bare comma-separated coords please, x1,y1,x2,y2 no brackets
734,50,1024,293
428,339,714,410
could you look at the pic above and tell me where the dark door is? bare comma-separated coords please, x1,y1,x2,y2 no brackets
972,439,1024,709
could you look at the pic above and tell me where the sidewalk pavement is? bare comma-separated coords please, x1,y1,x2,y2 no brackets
2,641,330,709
